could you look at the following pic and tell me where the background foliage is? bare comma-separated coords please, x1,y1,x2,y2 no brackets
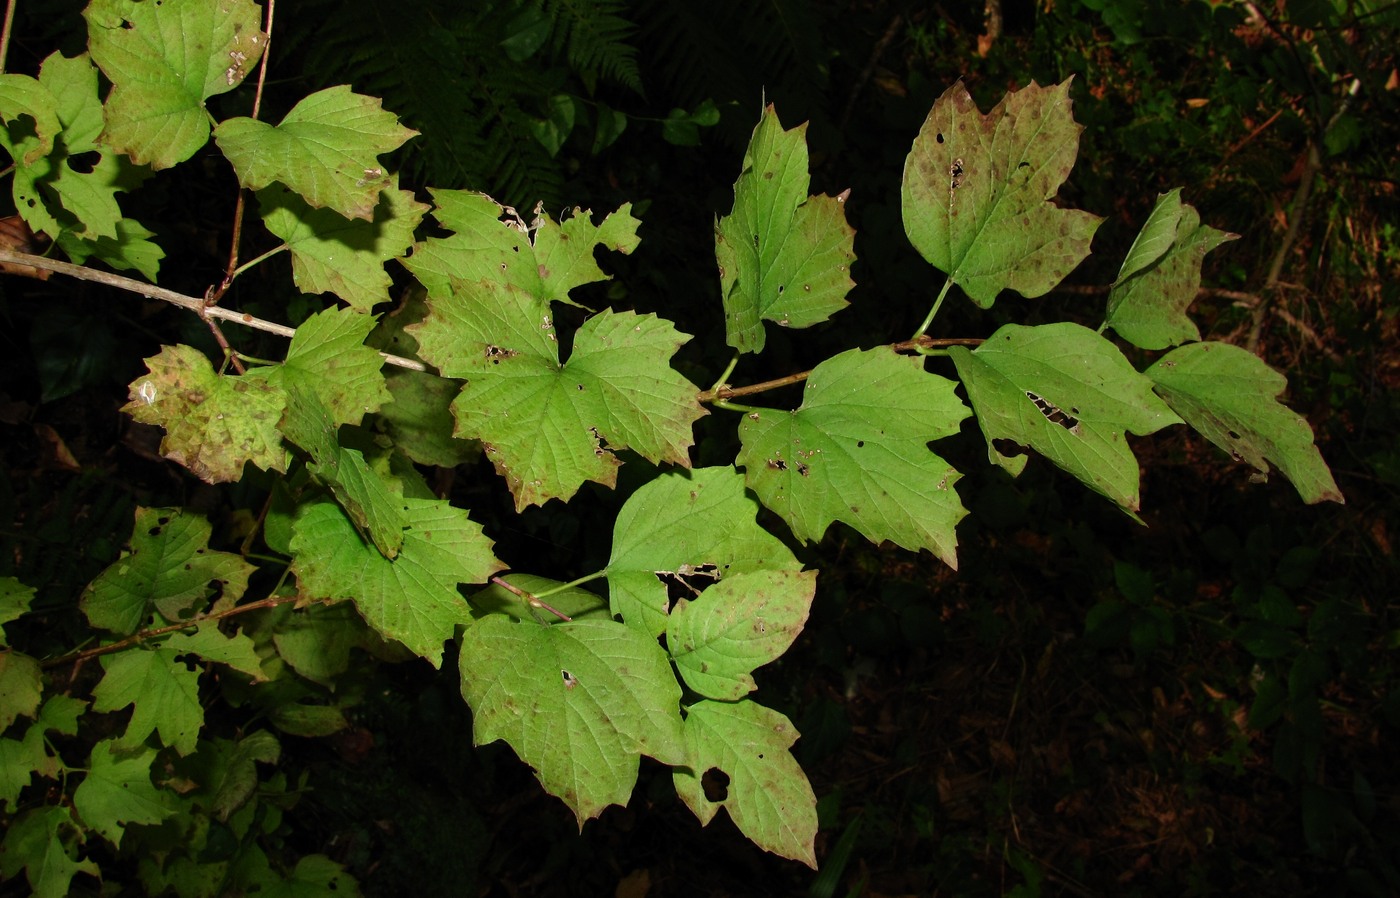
1,0,1397,895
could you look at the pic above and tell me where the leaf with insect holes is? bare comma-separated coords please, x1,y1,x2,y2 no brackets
1105,190,1239,350
73,742,176,848
669,569,816,701
606,467,803,638
1147,341,1342,504
0,53,152,244
259,180,428,313
403,191,642,307
737,348,970,567
674,699,817,868
215,86,417,221
85,0,266,169
0,805,101,898
290,497,503,667
124,345,289,483
0,577,35,648
81,507,255,636
91,645,204,755
903,79,1103,307
459,616,685,826
715,105,854,353
409,280,705,510
949,323,1182,514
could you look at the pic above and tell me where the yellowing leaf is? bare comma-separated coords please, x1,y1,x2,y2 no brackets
124,345,289,483
715,106,854,353
903,79,1103,307
86,0,267,169
215,86,417,221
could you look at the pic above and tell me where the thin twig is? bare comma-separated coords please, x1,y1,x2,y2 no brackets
217,0,276,300
837,14,903,135
0,0,16,75
0,249,428,372
490,576,573,623
42,594,306,671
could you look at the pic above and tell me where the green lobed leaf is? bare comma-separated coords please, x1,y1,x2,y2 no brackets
291,497,503,667
1146,341,1343,504
258,180,428,313
0,577,35,646
0,651,42,731
606,467,803,638
459,616,685,825
256,307,391,428
902,79,1103,307
73,742,176,848
410,281,705,510
737,348,970,567
1105,194,1239,350
269,602,372,688
81,506,255,635
92,644,204,755
214,85,417,221
403,191,642,306
949,323,1183,514
669,570,817,701
0,733,48,810
191,731,280,822
124,345,290,483
377,368,480,468
86,0,267,169
56,218,165,282
715,105,855,353
0,73,61,164
277,381,407,559
673,699,817,868
258,854,363,898
0,806,100,898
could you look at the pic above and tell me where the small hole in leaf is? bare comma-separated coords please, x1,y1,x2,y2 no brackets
992,438,1026,458
701,767,729,802
936,132,944,143
67,151,101,174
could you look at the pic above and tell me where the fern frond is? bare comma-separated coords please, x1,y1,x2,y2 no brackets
545,0,643,95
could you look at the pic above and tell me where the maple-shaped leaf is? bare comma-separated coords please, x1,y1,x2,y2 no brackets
949,323,1183,514
277,381,407,558
606,467,803,638
0,696,86,810
0,576,35,647
715,105,855,353
459,616,685,825
403,191,642,305
1105,189,1239,350
291,497,503,667
669,570,816,701
737,348,970,567
56,218,164,282
72,742,176,848
215,86,418,221
673,699,817,868
0,651,41,730
0,806,100,898
92,645,203,755
410,281,705,509
245,307,390,428
258,180,428,313
0,53,151,243
903,79,1103,308
124,345,289,483
82,506,255,635
1147,341,1343,504
85,0,266,169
